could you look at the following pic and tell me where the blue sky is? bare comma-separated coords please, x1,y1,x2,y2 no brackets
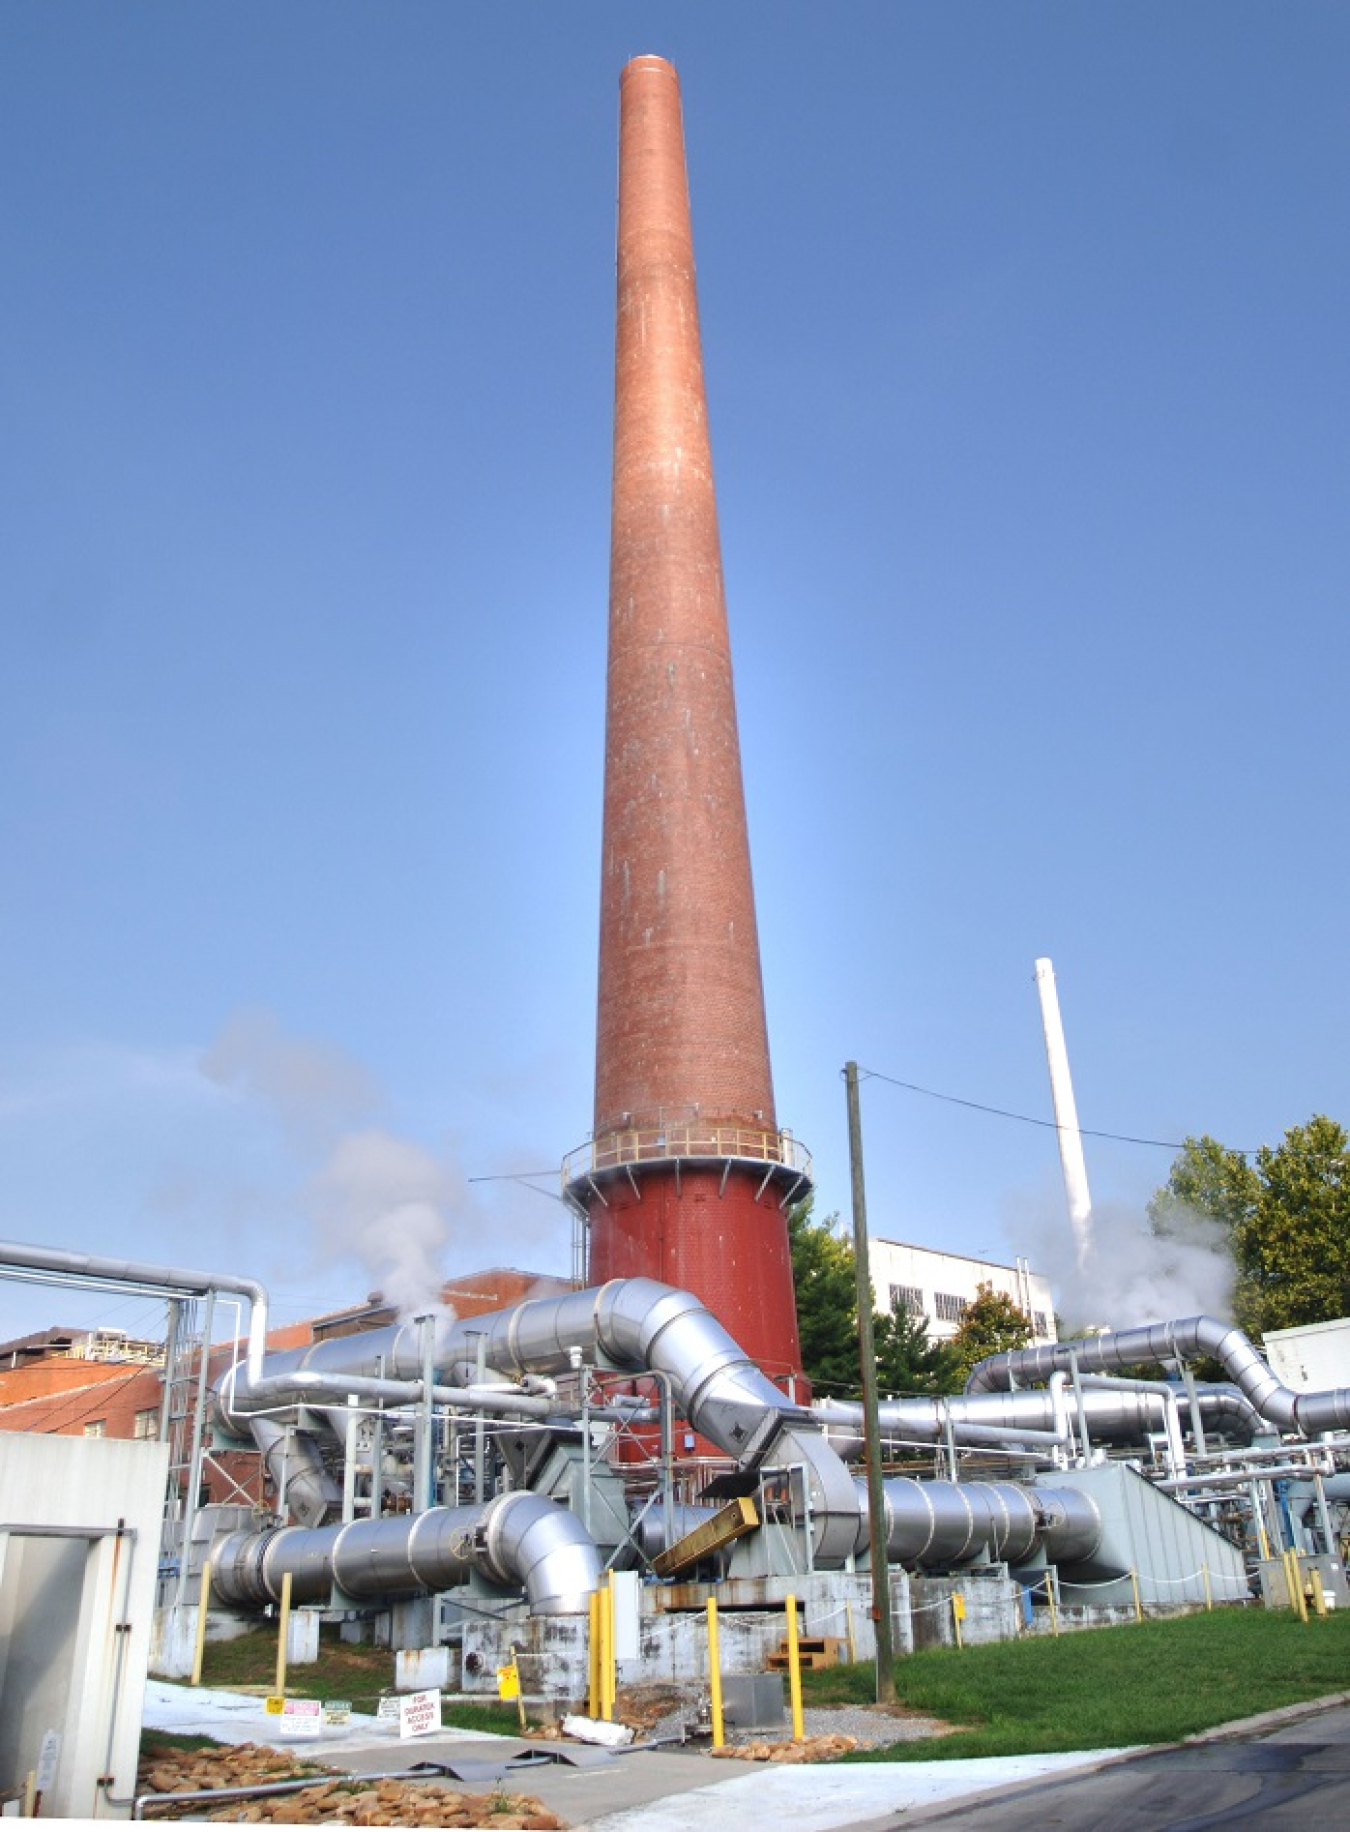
3,3,1347,1349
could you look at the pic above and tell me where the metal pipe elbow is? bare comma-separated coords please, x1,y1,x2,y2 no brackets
478,1491,603,1615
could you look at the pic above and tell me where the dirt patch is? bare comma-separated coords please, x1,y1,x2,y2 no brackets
137,1741,564,1827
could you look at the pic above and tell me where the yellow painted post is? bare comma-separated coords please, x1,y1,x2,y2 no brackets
951,1593,965,1651
588,1591,601,1718
1047,1570,1060,1638
191,1560,212,1686
784,1593,805,1741
1285,1550,1309,1624
275,1569,293,1696
844,1599,856,1665
706,1599,725,1749
1129,1569,1143,1624
600,1573,615,1720
1201,1562,1212,1611
1310,1566,1328,1619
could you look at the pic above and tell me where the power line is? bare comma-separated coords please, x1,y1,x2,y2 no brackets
853,1066,1255,1156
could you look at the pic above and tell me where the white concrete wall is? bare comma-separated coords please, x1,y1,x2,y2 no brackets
868,1238,1057,1344
1262,1317,1350,1392
0,1434,168,1819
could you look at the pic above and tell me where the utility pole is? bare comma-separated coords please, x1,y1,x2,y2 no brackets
844,1060,897,1703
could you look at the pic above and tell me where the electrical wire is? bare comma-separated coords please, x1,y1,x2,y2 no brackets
852,1066,1256,1156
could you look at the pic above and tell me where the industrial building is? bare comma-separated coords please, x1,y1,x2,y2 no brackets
868,1240,1057,1344
3,52,1349,1819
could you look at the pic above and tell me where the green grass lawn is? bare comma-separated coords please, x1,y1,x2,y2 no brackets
801,1607,1350,1761
189,1625,525,1736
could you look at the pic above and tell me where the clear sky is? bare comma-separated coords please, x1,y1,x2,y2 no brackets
3,2,1346,1350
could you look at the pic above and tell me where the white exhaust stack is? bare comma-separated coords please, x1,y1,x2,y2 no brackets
1034,957,1094,1271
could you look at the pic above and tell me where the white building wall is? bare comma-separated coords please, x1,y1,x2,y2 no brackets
0,1434,169,1819
867,1239,1057,1345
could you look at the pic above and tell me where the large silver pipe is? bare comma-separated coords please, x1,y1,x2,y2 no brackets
965,1316,1350,1437
864,1479,1103,1570
211,1491,600,1615
0,1237,269,1378
219,1369,592,1429
228,1278,862,1567
247,1417,342,1528
815,1381,1250,1455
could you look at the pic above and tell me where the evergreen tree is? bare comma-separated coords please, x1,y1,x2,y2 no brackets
786,1198,860,1396
787,1198,962,1397
873,1301,961,1396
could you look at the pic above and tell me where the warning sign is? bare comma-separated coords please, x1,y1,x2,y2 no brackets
496,1660,521,1701
281,1698,323,1738
323,1699,352,1726
399,1689,442,1740
263,1696,285,1717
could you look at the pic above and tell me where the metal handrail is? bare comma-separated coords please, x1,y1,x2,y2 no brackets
562,1119,812,1188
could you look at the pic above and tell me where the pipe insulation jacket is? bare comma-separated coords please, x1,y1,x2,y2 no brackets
219,1277,862,1566
866,1479,1103,1570
965,1317,1350,1437
211,1491,600,1615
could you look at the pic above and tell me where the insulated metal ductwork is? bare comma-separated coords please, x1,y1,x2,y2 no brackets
211,1491,601,1615
965,1317,1350,1437
452,1278,862,1566
863,1478,1103,1571
247,1417,342,1529
816,1381,1258,1455
220,1278,861,1567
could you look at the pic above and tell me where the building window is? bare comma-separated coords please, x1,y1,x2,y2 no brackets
889,1284,924,1316
133,1408,159,1439
1033,1312,1049,1337
83,1419,106,1438
934,1292,969,1325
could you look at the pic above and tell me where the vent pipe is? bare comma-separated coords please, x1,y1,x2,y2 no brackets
1033,958,1093,1270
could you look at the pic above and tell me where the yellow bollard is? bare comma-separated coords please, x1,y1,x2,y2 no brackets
707,1598,725,1749
191,1560,212,1687
1202,1562,1212,1611
1285,1549,1309,1624
1310,1566,1328,1619
275,1569,293,1696
1047,1570,1060,1638
1129,1569,1143,1624
601,1572,617,1720
588,1590,602,1718
784,1593,805,1741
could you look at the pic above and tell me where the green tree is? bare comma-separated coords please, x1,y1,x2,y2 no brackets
873,1301,961,1396
1146,1134,1258,1242
787,1199,961,1398
786,1198,860,1395
1235,1116,1350,1333
948,1282,1033,1386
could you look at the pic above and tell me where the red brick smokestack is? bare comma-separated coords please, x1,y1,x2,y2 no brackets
565,56,810,1381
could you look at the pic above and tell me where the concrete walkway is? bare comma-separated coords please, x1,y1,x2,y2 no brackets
141,1683,1131,1829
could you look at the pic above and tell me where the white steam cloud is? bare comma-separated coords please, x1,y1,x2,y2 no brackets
309,1129,464,1334
201,1009,465,1325
1010,1189,1236,1333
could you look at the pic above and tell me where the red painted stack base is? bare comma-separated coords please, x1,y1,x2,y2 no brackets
586,1166,803,1387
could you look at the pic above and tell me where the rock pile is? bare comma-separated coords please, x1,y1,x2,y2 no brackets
711,1733,862,1763
137,1742,563,1827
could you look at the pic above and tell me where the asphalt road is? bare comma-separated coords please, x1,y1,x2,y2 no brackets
900,1702,1350,1830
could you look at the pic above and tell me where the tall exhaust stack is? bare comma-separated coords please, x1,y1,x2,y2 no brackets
564,56,808,1380
1033,957,1093,1270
